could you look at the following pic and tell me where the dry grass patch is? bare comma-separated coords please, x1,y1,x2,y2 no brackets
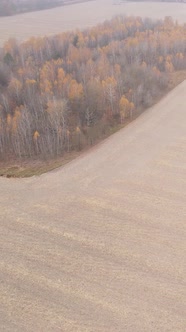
0,152,80,178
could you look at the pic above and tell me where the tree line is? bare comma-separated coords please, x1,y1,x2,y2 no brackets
0,0,65,16
0,16,186,159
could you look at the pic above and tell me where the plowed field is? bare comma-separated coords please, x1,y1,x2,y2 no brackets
0,81,186,331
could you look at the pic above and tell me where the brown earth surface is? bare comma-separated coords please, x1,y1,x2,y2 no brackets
0,81,186,331
0,0,186,45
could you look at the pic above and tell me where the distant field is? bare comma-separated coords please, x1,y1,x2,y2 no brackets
0,0,185,45
0,0,94,17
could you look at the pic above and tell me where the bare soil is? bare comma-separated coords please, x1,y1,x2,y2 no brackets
0,81,186,331
0,0,186,45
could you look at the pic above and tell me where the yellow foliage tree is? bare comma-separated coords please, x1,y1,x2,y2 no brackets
33,131,40,140
68,80,83,100
119,95,131,123
7,114,12,128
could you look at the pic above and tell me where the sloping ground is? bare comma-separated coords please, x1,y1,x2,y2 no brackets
0,81,186,331
0,0,186,45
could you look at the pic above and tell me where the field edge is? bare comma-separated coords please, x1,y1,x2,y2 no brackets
0,70,185,178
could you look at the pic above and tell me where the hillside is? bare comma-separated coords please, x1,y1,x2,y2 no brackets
0,80,186,331
0,0,186,329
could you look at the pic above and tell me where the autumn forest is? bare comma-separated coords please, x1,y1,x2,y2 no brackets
0,16,186,160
